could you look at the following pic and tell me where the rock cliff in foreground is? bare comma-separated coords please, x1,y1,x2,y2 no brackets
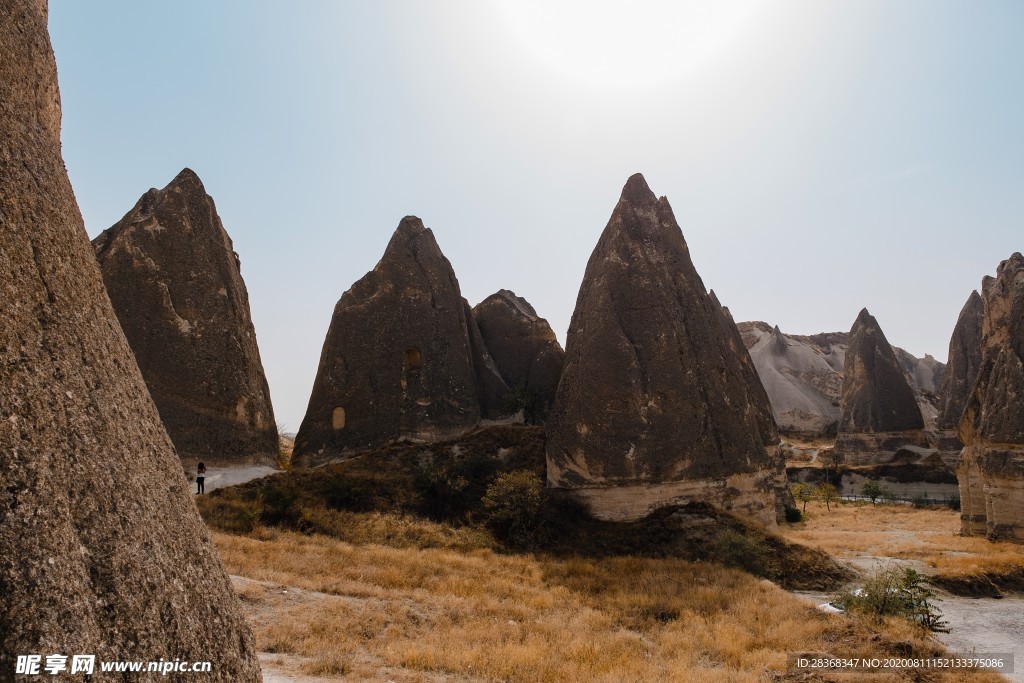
0,2,260,678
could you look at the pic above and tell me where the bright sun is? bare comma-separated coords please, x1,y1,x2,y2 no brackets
494,0,764,90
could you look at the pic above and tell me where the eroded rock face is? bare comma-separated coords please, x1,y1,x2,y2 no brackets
936,291,984,451
93,169,278,465
293,217,484,465
0,2,260,678
958,254,1024,542
463,297,511,419
833,309,928,465
472,290,564,419
546,174,787,526
742,323,844,437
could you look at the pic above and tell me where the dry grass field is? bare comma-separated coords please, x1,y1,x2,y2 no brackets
780,500,1024,594
212,525,1005,682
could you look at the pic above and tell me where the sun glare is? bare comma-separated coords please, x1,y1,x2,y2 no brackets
494,0,764,90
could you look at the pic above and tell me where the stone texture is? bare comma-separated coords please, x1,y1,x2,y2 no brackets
935,291,984,452
832,309,928,465
546,174,787,526
293,217,485,465
93,169,278,466
463,297,511,419
958,253,1024,542
0,2,260,679
472,289,564,418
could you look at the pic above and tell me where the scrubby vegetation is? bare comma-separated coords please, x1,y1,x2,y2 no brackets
198,425,850,590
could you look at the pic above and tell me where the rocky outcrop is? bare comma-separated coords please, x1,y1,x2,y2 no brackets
742,323,844,437
832,309,928,465
739,321,943,440
472,290,564,420
936,291,984,452
546,174,788,526
293,217,486,466
93,169,278,465
0,2,260,679
958,254,1024,542
463,298,512,419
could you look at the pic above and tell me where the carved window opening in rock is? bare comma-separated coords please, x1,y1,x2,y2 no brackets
405,346,422,373
332,407,346,430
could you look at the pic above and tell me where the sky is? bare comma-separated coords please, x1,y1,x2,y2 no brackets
49,1,1024,433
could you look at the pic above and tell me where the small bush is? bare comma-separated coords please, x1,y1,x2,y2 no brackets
911,493,930,509
861,480,884,504
710,530,769,575
784,507,803,523
482,470,544,549
946,494,961,511
833,566,949,632
322,474,374,512
261,481,303,528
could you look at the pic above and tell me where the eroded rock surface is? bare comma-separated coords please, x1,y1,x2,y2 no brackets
0,2,260,678
93,169,278,465
832,309,928,465
546,174,787,526
958,254,1024,543
293,217,484,465
936,291,984,452
472,290,564,420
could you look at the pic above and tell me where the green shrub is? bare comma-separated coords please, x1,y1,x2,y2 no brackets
482,470,544,549
861,480,884,503
322,474,374,512
710,530,769,575
832,566,949,632
784,507,803,523
261,481,303,528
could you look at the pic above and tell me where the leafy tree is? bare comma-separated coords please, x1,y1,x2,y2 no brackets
861,480,884,504
816,482,840,511
792,482,814,513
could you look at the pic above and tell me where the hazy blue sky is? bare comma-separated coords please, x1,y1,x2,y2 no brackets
50,1,1023,432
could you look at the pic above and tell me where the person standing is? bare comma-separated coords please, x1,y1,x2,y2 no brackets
196,462,206,495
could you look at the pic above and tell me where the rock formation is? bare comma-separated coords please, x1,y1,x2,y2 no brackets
936,291,984,452
93,169,278,465
463,298,512,419
832,309,928,465
743,323,844,436
958,254,1024,542
293,217,491,465
546,174,788,526
472,290,564,421
0,2,260,679
740,321,945,441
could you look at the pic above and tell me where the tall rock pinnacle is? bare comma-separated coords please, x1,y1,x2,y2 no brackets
831,309,928,465
958,253,1024,542
0,2,260,678
935,291,984,452
93,169,278,465
546,174,788,525
293,217,487,465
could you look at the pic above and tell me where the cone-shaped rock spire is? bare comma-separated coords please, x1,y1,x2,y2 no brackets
93,169,278,465
546,175,787,525
832,309,928,464
293,217,484,465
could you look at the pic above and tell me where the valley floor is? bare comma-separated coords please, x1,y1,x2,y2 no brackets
208,510,1017,683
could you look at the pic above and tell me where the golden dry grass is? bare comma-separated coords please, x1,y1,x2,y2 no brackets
214,529,1000,682
781,501,1024,584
